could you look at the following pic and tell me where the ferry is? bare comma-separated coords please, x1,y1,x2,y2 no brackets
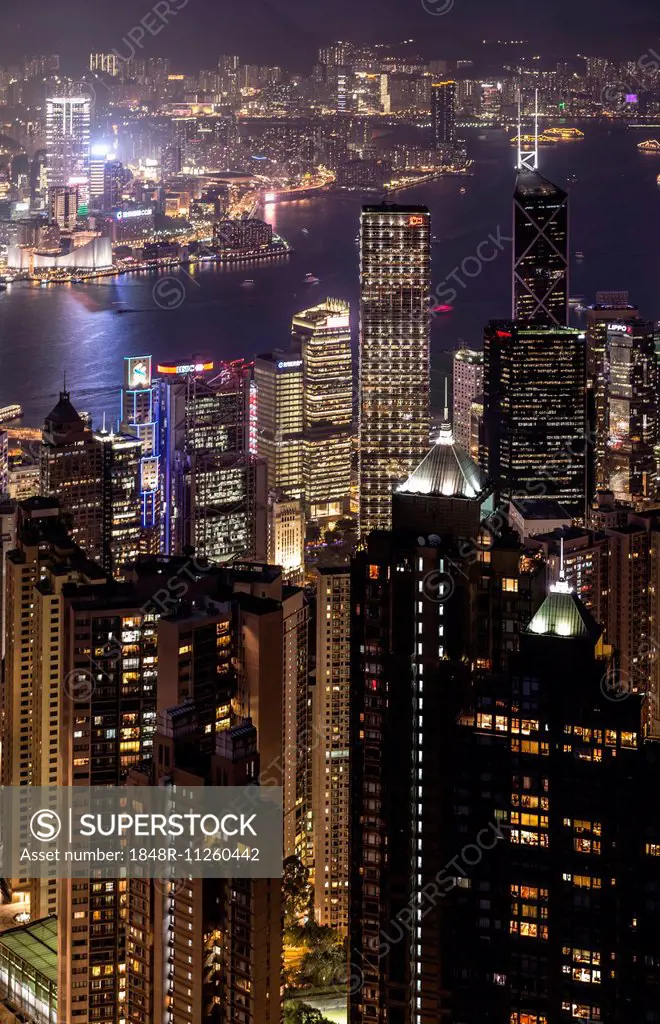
304,273,320,284
656,173,660,185
240,279,255,288
637,139,660,152
0,404,23,424
542,127,584,141
459,186,467,195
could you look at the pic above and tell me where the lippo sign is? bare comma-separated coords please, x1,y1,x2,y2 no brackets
0,786,282,879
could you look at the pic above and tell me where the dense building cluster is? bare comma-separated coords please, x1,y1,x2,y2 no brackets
1,32,660,1024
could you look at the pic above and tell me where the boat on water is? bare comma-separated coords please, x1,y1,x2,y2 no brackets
459,186,467,195
638,139,660,152
0,404,23,424
575,251,585,260
432,304,454,314
240,279,255,288
304,273,320,284
569,296,584,307
656,173,660,185
542,126,584,141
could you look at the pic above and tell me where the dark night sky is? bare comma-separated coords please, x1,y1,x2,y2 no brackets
1,0,659,70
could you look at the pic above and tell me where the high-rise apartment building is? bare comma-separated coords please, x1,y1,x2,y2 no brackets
89,53,120,76
481,321,588,511
48,184,79,229
513,170,569,325
45,95,91,189
359,203,431,533
603,318,657,503
431,80,457,146
291,298,353,521
349,434,542,1024
452,348,484,452
312,567,351,935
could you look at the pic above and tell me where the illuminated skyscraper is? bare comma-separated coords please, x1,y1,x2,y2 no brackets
48,185,79,229
481,321,588,511
157,360,266,562
291,298,353,520
431,80,457,146
585,294,638,490
513,170,569,325
603,318,657,503
359,203,431,533
255,353,304,499
40,389,104,564
94,428,142,579
452,347,484,452
45,96,91,189
89,52,119,76
121,355,161,553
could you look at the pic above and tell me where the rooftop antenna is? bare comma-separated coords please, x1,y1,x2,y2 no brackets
516,87,538,172
443,377,449,421
559,535,565,581
102,411,107,433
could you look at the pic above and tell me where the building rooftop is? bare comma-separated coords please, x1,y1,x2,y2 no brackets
514,169,568,199
397,421,489,500
526,581,601,640
0,915,58,985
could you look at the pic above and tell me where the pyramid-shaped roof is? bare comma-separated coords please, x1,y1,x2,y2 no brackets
526,581,602,640
397,422,489,500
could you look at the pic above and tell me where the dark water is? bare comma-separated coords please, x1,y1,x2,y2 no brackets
1,123,659,427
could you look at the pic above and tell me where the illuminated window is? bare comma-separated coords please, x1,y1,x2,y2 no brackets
502,578,519,592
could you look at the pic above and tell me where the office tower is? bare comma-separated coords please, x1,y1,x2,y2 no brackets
431,80,457,146
95,427,142,579
104,159,124,209
448,579,660,1023
349,435,543,1024
585,295,638,489
89,52,119,76
312,566,351,935
40,388,104,564
603,318,657,504
359,204,431,533
267,494,305,583
45,95,91,189
255,352,304,498
527,525,610,628
88,146,106,199
452,348,484,452
513,170,569,325
481,321,588,512
158,360,266,562
291,298,353,521
48,184,79,229
121,355,161,553
469,395,483,461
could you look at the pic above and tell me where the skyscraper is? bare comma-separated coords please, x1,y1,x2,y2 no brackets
95,427,142,579
585,294,638,490
157,360,266,562
513,170,569,325
312,566,351,935
452,347,484,452
45,96,91,189
431,80,457,146
291,298,353,521
603,318,657,504
481,321,588,511
359,203,431,533
40,389,104,564
120,355,161,553
255,352,305,498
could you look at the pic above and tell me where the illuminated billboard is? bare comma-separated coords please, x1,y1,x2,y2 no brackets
125,355,152,389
